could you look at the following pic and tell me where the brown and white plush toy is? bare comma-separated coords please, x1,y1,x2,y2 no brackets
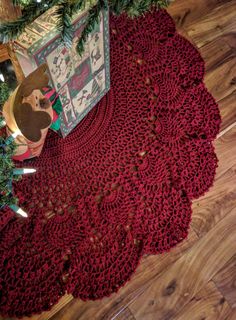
3,64,54,161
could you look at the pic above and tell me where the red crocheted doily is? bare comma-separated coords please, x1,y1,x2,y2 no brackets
0,9,221,318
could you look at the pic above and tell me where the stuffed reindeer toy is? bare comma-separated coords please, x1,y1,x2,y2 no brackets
3,64,58,161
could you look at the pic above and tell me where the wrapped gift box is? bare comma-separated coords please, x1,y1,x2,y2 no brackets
14,6,110,137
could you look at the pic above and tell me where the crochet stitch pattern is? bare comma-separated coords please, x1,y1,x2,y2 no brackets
0,9,221,318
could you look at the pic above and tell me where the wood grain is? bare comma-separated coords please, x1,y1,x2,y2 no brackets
174,281,232,320
113,307,136,320
204,57,236,102
218,90,236,133
170,0,236,131
199,36,236,133
215,126,236,179
213,254,236,309
200,37,232,73
187,1,236,48
192,164,236,237
191,126,236,236
128,207,236,319
167,0,233,29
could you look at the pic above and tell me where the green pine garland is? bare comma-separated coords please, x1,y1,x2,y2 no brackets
0,0,173,55
0,83,11,108
0,0,60,43
56,0,87,49
0,116,21,208
76,0,108,55
110,0,171,16
12,0,31,6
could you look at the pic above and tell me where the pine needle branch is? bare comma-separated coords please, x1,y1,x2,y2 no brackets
56,0,86,49
110,0,172,16
0,0,61,43
76,0,108,56
0,117,19,208
0,83,11,107
12,0,31,7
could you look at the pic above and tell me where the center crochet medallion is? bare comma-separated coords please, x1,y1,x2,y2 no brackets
0,9,221,318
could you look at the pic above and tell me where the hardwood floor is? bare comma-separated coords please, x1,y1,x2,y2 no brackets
2,0,236,319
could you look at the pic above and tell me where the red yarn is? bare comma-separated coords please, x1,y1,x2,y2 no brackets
0,9,221,318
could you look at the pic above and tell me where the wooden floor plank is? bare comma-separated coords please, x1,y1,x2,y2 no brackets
199,37,232,73
198,38,236,131
167,0,234,29
113,307,136,320
186,1,236,48
214,126,236,180
48,229,198,320
213,254,236,309
192,165,236,237
174,281,232,320
218,90,236,133
128,207,236,320
191,126,236,236
204,56,236,102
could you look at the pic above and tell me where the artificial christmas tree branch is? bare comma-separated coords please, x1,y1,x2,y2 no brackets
0,0,173,54
76,0,108,55
0,0,60,43
0,113,36,216
0,116,20,208
0,83,11,108
12,0,29,6
56,0,89,49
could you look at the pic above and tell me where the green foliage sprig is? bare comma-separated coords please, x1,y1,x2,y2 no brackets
12,0,31,7
0,83,11,108
110,0,171,16
0,0,60,43
56,0,86,49
77,0,108,55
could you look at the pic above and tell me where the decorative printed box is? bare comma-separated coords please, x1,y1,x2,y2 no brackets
14,7,110,137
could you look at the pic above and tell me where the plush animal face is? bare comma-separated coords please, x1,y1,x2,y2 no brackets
12,64,52,142
3,63,54,160
14,89,52,142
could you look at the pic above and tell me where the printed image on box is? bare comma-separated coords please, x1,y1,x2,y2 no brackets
36,10,58,30
14,7,110,137
72,69,105,116
46,46,74,90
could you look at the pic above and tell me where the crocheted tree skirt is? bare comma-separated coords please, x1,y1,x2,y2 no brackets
0,9,221,318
